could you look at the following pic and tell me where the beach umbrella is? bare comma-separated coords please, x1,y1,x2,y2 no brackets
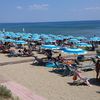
54,35,64,40
66,35,74,39
11,34,21,38
14,40,27,44
75,36,86,40
90,37,100,41
41,45,60,50
21,36,30,40
0,33,5,37
31,37,41,41
69,39,80,43
0,37,4,41
4,39,15,42
45,39,55,43
40,34,49,39
61,47,87,55
32,34,40,41
76,43,92,47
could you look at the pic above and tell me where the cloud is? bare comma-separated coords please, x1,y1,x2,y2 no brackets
85,7,100,10
29,4,48,10
16,6,23,10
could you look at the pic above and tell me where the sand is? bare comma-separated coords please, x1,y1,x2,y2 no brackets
0,52,100,100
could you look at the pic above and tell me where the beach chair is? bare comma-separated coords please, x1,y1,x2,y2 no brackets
77,55,85,62
81,58,96,71
73,78,91,86
51,58,65,70
32,56,47,66
61,60,78,76
8,50,18,57
96,49,100,57
72,69,92,86
62,64,74,76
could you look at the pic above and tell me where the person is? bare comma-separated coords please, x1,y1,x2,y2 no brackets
23,47,28,55
18,49,23,56
57,53,64,62
95,56,100,79
91,43,95,51
45,49,52,60
72,68,92,86
65,62,91,86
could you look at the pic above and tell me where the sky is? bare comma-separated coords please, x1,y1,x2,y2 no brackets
0,0,100,22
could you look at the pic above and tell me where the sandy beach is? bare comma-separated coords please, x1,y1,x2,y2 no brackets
0,52,100,100
0,0,100,99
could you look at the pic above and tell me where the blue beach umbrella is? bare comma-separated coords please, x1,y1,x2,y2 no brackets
69,39,80,43
0,33,5,37
11,35,21,38
41,45,60,50
0,37,4,41
40,34,49,39
76,43,92,47
90,37,100,41
4,39,15,42
76,36,86,40
14,40,27,44
45,39,55,43
62,47,87,55
66,35,74,39
32,37,41,41
21,36,30,40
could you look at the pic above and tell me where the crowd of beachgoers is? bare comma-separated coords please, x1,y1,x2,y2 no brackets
0,31,100,100
0,31,100,85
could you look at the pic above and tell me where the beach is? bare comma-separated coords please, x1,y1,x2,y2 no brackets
1,0,100,99
0,52,100,100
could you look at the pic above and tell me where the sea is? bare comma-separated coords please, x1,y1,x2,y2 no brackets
0,20,100,38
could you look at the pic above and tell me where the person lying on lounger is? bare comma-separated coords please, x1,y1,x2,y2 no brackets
72,69,92,86
64,61,92,86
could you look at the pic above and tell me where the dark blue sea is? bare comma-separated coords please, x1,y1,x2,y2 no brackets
0,20,100,38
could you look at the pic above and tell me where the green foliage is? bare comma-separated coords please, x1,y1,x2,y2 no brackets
11,96,20,100
0,85,12,98
0,85,20,100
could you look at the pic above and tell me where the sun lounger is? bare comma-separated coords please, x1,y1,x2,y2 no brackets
33,56,47,66
73,78,91,86
81,58,96,71
8,50,18,57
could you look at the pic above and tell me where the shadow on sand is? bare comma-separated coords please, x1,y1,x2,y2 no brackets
31,62,46,66
89,78,100,86
67,78,100,86
49,69,73,77
67,81,87,86
96,91,100,94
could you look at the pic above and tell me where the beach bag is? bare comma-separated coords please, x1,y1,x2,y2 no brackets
73,75,77,80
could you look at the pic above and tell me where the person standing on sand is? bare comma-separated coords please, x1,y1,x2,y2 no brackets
95,56,100,79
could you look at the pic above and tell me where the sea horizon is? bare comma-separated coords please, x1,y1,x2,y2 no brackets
0,19,100,24
0,20,100,38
